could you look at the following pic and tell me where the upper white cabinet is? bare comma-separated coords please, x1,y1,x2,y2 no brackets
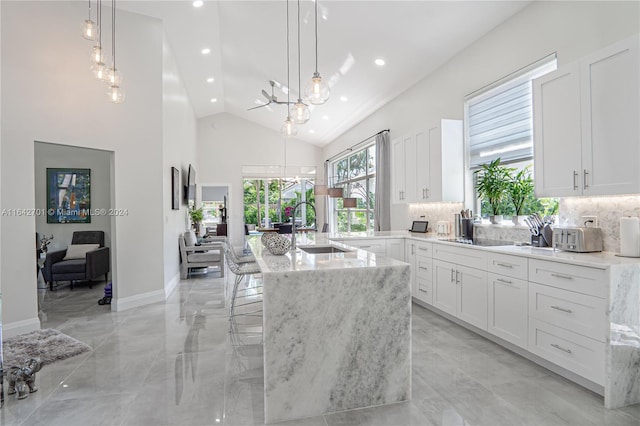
392,120,464,204
534,36,640,197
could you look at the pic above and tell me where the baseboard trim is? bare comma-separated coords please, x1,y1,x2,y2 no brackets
164,273,180,298
3,317,41,338
113,289,165,311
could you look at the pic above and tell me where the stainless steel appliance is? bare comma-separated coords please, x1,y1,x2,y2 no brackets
552,227,603,252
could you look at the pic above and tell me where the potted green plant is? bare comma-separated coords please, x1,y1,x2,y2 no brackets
508,166,534,225
189,206,204,236
474,158,512,224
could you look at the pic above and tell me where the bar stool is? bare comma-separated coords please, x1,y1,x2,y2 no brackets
223,241,262,319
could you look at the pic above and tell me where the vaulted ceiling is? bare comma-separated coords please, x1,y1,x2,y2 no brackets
119,1,530,146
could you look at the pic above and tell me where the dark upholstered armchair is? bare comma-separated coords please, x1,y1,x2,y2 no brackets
42,231,110,290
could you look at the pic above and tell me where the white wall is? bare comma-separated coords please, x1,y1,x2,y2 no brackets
197,113,322,245
34,142,112,254
322,1,640,230
162,31,198,297
1,1,165,334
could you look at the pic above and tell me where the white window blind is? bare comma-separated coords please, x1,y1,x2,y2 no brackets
466,55,557,168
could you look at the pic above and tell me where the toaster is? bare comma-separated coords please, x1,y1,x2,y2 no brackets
552,227,603,252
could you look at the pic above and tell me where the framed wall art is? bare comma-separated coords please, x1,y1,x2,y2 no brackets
46,168,91,223
171,166,180,210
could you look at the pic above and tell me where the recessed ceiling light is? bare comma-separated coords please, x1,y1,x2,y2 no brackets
340,96,348,102
309,129,315,134
322,115,329,120
192,0,204,7
201,48,211,55
375,58,385,66
210,98,217,103
206,77,214,83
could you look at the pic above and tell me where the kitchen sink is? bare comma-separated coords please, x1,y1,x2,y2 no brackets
299,245,350,254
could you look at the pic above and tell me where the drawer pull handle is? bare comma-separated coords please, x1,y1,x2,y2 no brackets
418,247,429,251
451,269,455,283
419,288,428,293
456,271,461,284
496,263,513,268
496,278,513,285
551,305,573,314
551,273,573,280
419,266,429,271
551,343,572,354
360,245,372,248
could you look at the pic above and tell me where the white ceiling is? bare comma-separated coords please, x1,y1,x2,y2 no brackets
119,1,530,146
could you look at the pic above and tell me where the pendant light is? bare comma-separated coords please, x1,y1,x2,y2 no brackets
291,0,310,124
89,0,104,67
90,0,108,81
107,0,124,103
281,0,297,137
82,0,98,41
304,0,330,105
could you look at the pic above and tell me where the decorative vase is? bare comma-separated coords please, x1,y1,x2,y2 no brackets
512,215,526,226
489,215,503,225
267,235,291,255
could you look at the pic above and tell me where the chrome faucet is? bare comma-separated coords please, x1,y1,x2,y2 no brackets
291,201,316,250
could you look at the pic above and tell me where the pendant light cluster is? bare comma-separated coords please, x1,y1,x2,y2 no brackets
83,0,125,103
281,0,329,138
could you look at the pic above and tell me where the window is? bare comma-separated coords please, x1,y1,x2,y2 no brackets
465,55,558,218
330,144,376,232
243,178,316,228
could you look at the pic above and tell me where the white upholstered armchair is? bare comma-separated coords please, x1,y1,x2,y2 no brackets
178,231,225,279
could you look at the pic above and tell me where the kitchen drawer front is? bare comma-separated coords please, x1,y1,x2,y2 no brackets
433,243,487,270
487,273,528,349
487,253,528,280
529,282,606,342
528,259,608,298
416,257,432,279
345,239,387,256
415,241,433,258
415,274,433,305
528,318,605,385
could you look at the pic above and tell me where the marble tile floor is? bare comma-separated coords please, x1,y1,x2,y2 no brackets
2,274,640,426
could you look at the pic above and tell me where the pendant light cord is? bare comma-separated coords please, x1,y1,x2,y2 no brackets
314,0,318,73
112,0,116,70
297,0,301,98
286,0,290,111
88,0,92,20
97,0,101,49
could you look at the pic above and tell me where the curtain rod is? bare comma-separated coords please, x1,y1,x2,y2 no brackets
325,129,390,163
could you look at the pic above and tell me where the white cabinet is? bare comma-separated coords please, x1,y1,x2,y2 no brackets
534,36,640,197
433,248,488,331
343,238,386,256
487,253,529,349
385,238,405,261
392,120,463,204
405,240,417,296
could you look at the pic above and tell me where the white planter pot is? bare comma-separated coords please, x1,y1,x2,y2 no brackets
489,215,503,225
512,215,526,225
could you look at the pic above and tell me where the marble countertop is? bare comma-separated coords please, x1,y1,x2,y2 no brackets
247,234,408,274
324,230,640,269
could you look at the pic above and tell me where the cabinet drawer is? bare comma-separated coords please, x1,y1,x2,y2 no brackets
433,243,487,270
528,318,605,385
415,241,432,257
416,274,433,305
529,283,606,342
528,259,607,298
344,239,386,255
487,253,528,280
416,257,432,279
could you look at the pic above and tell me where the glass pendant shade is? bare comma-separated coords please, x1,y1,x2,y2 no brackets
281,117,298,137
342,197,357,208
82,19,98,41
108,85,125,103
105,67,122,86
328,187,344,198
291,100,311,124
304,72,330,105
91,45,104,65
90,62,108,81
314,185,328,196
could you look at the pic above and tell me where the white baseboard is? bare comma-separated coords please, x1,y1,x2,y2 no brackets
3,317,41,338
164,273,180,298
112,289,165,311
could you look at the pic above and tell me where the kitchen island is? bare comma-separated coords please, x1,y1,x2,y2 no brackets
247,234,411,424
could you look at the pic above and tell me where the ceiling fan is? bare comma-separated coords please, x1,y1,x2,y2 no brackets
248,80,295,111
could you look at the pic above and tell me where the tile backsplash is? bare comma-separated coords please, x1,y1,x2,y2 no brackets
407,195,640,252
